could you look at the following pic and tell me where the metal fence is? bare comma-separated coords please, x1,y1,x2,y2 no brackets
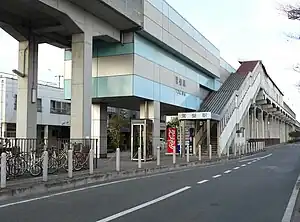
0,138,98,180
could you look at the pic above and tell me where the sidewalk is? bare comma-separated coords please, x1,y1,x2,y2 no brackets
0,150,265,201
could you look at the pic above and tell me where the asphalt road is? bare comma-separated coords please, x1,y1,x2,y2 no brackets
1,144,300,222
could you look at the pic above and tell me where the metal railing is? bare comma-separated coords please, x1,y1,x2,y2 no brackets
0,138,98,180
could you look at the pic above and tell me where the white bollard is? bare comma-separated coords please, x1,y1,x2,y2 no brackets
238,144,241,156
172,145,176,164
116,148,120,172
89,148,94,175
1,152,6,188
234,144,237,156
68,149,73,178
138,147,142,169
186,145,190,163
156,146,160,166
198,145,202,161
227,146,230,158
209,144,212,160
42,151,48,182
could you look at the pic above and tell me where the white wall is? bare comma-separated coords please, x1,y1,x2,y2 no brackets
144,0,221,78
2,77,70,126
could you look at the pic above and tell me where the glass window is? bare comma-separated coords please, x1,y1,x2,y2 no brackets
37,98,42,112
13,94,17,110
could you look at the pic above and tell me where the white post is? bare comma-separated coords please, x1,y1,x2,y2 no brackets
89,148,94,175
1,153,6,188
156,146,160,166
42,151,48,182
227,146,230,158
186,144,190,163
209,144,212,160
234,143,237,156
138,147,142,169
68,149,73,178
172,143,176,164
116,148,120,172
198,145,201,161
238,143,241,156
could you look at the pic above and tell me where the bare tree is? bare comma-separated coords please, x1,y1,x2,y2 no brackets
280,3,300,88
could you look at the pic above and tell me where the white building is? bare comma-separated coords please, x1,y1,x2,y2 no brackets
0,75,71,140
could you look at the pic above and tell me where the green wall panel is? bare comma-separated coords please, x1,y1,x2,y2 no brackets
64,75,133,99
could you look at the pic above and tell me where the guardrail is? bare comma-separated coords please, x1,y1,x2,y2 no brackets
0,138,98,180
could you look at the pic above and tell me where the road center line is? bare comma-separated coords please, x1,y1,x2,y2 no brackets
239,153,272,162
96,186,191,222
233,167,240,170
224,170,232,174
241,164,246,167
212,174,222,178
197,180,209,184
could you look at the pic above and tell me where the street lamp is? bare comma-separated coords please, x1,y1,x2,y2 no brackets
12,69,25,78
48,69,63,88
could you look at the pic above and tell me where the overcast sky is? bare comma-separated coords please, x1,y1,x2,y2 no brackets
0,0,300,118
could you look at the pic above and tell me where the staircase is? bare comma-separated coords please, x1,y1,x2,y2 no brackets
195,61,263,155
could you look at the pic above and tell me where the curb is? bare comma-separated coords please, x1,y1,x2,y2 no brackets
0,151,266,201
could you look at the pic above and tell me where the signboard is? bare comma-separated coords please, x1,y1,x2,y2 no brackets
167,127,177,154
178,112,211,120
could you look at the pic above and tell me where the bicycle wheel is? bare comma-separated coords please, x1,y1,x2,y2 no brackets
48,156,59,174
28,161,42,177
6,157,21,177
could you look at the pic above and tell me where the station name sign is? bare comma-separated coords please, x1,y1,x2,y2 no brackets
178,112,212,120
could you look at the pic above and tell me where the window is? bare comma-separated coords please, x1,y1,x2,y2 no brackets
14,94,42,112
13,94,17,110
50,100,71,115
37,98,42,112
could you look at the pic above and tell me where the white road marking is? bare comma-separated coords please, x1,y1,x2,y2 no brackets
0,168,194,209
281,173,300,222
239,153,272,162
212,174,222,178
197,180,209,184
252,160,257,163
224,170,232,174
241,164,246,167
247,162,252,165
96,186,191,222
233,167,240,170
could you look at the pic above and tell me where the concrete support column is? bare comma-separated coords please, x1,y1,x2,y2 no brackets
251,108,256,138
259,110,264,138
44,125,49,140
140,100,160,156
91,103,107,158
1,123,6,138
16,37,38,138
70,33,92,139
207,119,211,151
264,114,268,138
246,109,250,140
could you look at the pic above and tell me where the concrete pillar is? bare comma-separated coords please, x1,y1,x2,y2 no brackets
207,119,211,151
251,108,256,138
246,109,250,140
16,37,38,138
70,33,92,139
91,103,107,158
264,114,268,138
44,125,49,140
1,123,6,138
140,100,160,156
260,111,264,138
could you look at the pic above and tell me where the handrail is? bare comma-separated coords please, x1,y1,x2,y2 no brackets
219,72,261,153
219,71,259,134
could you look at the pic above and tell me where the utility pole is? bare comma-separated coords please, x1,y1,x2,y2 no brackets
55,75,63,88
